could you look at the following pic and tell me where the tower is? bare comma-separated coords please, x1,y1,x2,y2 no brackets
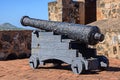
48,0,97,24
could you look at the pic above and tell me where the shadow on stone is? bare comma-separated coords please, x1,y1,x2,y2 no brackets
18,53,28,59
6,52,31,60
6,53,17,60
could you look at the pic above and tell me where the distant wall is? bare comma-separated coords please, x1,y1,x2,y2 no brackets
97,0,120,20
0,30,32,60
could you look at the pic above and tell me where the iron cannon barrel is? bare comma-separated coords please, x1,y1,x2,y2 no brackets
21,16,104,45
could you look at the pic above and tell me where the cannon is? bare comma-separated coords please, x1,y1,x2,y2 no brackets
21,16,109,74
21,16,104,45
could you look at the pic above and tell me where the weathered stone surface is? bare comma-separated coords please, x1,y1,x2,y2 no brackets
97,0,120,20
49,0,120,23
48,0,96,24
0,30,32,60
89,18,120,59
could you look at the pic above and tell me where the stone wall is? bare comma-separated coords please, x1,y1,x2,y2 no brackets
49,0,120,22
89,18,120,59
48,0,97,24
96,30,120,59
0,30,32,60
97,0,120,20
48,0,82,23
48,1,62,21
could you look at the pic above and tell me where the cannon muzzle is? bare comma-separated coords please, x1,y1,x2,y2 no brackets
21,16,104,45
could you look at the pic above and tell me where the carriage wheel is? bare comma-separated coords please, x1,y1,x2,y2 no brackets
29,55,39,69
71,58,84,74
98,56,109,70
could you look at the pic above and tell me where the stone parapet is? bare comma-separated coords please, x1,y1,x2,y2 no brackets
0,30,32,60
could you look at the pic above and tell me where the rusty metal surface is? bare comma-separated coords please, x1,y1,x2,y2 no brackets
21,16,104,45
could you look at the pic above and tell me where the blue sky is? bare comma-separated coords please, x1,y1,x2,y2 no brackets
0,0,55,28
